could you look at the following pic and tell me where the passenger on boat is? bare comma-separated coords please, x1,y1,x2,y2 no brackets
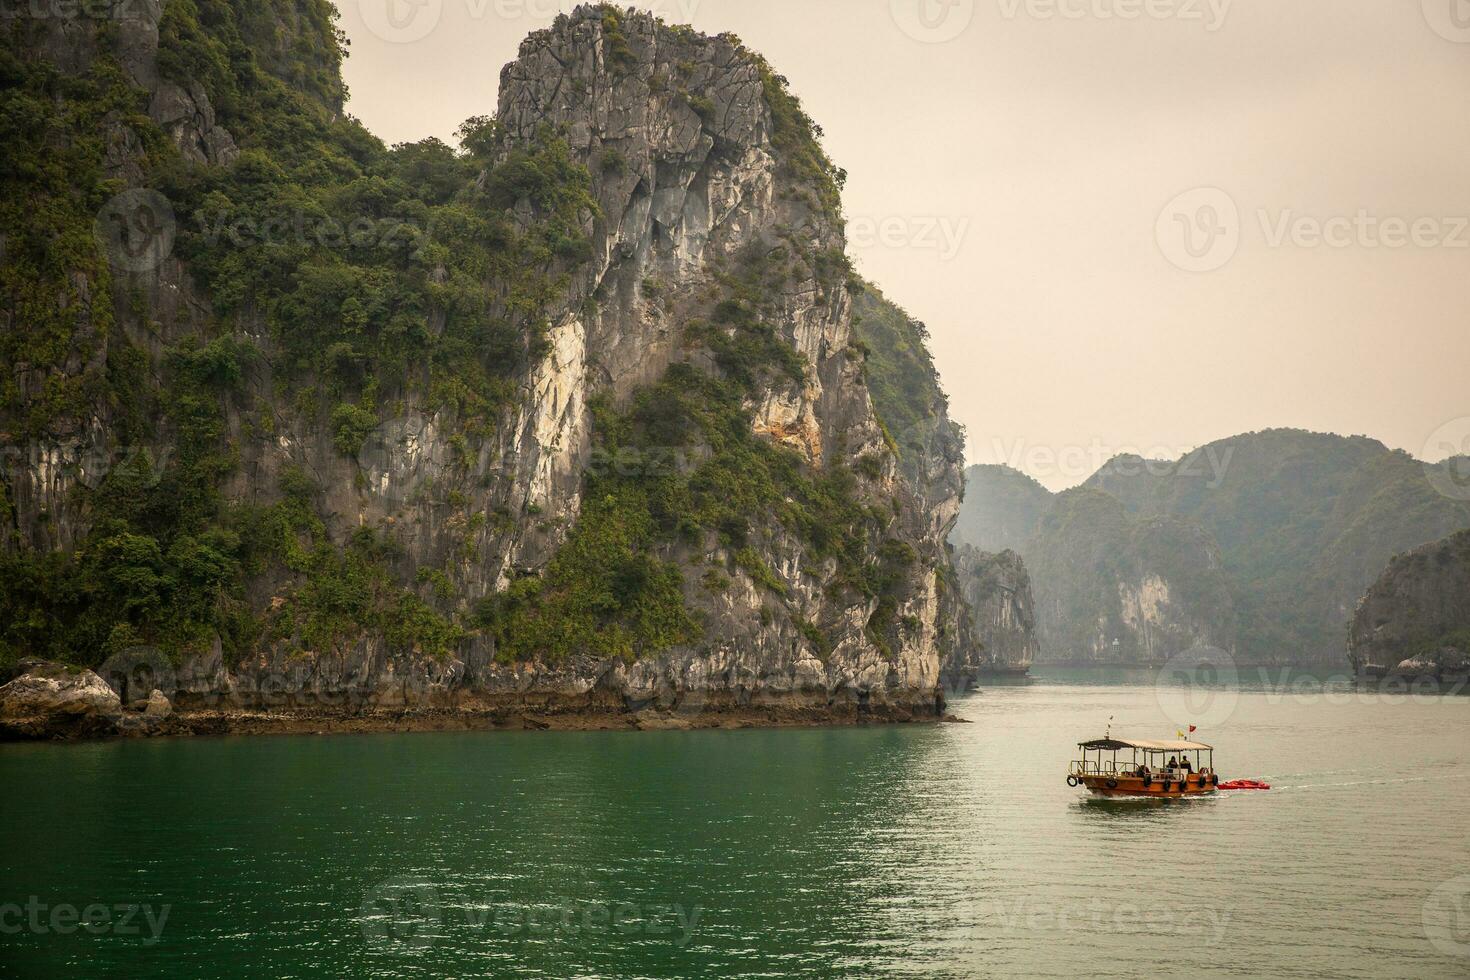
1167,756,1179,770
1180,757,1194,773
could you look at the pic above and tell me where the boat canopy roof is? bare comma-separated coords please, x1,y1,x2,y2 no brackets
1078,737,1213,752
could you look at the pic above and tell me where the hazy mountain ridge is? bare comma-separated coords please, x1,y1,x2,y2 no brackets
1025,487,1235,664
950,463,1051,555
1083,429,1470,661
955,429,1470,665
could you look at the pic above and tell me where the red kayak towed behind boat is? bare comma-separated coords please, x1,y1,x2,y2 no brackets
1218,779,1271,791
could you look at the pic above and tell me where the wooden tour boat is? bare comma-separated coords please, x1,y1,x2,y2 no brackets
1067,736,1220,798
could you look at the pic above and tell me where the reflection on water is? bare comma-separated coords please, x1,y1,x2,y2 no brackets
2,676,1468,978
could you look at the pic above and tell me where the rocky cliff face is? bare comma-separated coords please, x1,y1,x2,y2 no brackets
1083,430,1470,663
956,431,1470,665
1025,489,1236,664
952,470,1236,665
0,4,970,729
1349,530,1470,675
845,284,975,687
952,546,1037,674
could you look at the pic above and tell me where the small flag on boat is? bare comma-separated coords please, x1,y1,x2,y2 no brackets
1189,725,1197,733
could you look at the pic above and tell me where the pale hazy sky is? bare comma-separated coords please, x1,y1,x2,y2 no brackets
335,0,1470,490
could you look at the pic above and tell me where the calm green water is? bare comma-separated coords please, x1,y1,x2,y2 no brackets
3,670,1469,978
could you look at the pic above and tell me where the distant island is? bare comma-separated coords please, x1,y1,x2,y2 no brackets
952,430,1470,667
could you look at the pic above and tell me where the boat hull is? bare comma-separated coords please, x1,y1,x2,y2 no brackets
1077,774,1217,798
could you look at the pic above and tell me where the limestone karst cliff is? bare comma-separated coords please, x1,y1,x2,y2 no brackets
1024,489,1236,665
1084,432,1470,663
953,468,1235,665
1349,529,1470,676
956,430,1470,665
952,546,1038,675
0,4,979,731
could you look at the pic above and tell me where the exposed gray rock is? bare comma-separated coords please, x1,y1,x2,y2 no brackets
1026,490,1236,665
954,547,1039,675
954,473,1237,666
149,80,239,166
2,7,965,731
0,662,123,739
1350,529,1470,675
144,689,172,718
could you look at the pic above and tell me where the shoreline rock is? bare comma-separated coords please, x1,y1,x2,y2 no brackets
0,662,124,739
0,673,954,741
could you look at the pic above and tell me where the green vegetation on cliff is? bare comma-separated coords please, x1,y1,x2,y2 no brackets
0,3,926,674
478,243,908,663
955,430,1470,664
849,284,962,488
952,464,1051,555
0,1,592,665
1085,430,1470,661
1349,528,1470,668
1023,488,1234,663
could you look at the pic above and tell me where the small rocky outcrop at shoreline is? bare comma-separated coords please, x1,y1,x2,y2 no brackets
0,660,182,739
0,662,124,739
